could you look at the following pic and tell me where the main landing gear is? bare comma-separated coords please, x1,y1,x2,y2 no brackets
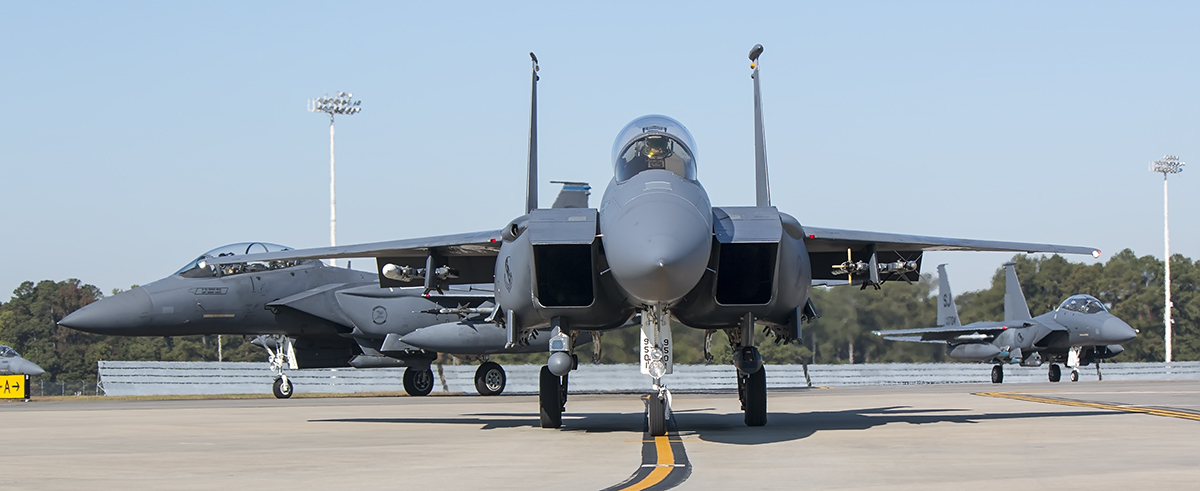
539,366,569,428
539,318,574,429
403,367,435,396
731,313,767,427
991,364,1004,384
1049,363,1061,382
738,361,767,427
474,361,507,396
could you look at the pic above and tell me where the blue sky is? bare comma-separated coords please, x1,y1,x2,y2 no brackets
2,1,1196,297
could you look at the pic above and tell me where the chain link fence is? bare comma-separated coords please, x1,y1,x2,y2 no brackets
31,379,103,397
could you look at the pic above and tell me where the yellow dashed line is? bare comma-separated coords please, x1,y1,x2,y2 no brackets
976,391,1200,422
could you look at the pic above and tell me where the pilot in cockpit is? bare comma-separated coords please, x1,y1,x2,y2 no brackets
641,134,674,169
613,116,697,182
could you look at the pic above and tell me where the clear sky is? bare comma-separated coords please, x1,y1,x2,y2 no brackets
2,1,1196,297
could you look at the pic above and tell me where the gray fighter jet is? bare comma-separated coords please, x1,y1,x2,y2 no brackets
57,242,545,398
874,263,1137,383
59,182,594,398
0,345,45,376
203,46,1100,435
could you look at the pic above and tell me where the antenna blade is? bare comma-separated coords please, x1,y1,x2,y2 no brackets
526,53,539,214
750,44,770,207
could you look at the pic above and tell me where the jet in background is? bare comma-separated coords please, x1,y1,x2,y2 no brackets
875,263,1137,383
59,182,592,398
0,345,45,376
202,46,1100,436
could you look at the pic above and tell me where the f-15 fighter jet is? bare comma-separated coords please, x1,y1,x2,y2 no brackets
203,46,1101,436
875,263,1137,383
58,184,592,398
0,345,45,376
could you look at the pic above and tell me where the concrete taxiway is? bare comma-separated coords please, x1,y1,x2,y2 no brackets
1,380,1197,490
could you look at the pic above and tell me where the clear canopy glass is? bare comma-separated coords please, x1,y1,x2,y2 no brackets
0,345,18,358
174,242,307,278
612,115,697,182
1058,294,1108,314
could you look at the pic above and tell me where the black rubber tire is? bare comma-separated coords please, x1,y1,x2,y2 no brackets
539,366,562,428
474,362,506,396
743,366,767,427
991,365,1004,384
649,394,667,437
560,373,569,411
1049,364,1061,383
1070,370,1079,382
403,367,434,396
272,377,293,399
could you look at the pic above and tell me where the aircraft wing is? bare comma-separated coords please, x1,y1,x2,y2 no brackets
803,226,1099,282
202,229,504,287
873,321,1033,343
203,230,503,264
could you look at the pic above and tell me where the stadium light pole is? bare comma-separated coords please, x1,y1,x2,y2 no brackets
1149,155,1185,363
308,92,362,267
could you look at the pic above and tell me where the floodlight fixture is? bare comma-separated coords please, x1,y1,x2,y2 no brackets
309,91,363,266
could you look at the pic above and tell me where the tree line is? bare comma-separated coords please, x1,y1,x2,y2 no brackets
0,249,1194,382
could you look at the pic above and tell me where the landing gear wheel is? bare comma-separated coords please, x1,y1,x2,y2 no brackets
1049,364,1061,383
1070,370,1079,382
272,377,293,399
560,373,569,411
743,366,767,427
474,362,506,396
539,366,562,429
991,365,1004,384
649,394,667,436
403,367,434,396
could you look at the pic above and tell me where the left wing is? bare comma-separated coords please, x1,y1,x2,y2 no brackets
804,226,1099,283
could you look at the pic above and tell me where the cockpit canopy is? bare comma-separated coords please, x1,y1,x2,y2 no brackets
0,345,18,358
174,242,309,278
612,115,697,182
1058,294,1108,314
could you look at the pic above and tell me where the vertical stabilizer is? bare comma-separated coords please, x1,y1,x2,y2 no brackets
936,264,960,326
525,53,539,214
749,44,770,207
1003,262,1032,320
549,181,591,209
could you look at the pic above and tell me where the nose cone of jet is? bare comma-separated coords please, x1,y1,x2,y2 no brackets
603,198,711,304
16,359,45,376
1101,317,1138,344
58,288,153,334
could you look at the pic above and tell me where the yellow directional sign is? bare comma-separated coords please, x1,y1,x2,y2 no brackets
0,375,30,399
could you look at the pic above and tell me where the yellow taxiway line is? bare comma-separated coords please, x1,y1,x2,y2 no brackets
975,391,1200,422
617,436,676,491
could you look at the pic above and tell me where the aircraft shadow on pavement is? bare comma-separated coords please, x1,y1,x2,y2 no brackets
311,405,1115,444
680,406,1116,445
311,411,648,434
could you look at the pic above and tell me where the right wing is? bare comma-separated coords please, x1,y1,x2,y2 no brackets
873,321,1032,343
